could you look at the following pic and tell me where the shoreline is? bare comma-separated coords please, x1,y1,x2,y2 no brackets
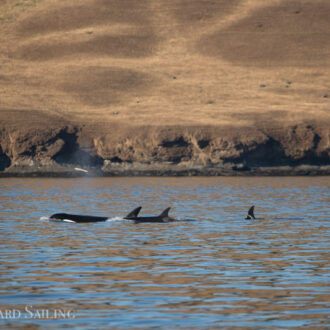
1,164,329,177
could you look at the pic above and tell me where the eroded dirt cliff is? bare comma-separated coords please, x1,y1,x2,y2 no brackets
1,112,329,176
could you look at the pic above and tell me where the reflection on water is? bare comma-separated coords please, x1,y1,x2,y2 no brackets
0,177,329,328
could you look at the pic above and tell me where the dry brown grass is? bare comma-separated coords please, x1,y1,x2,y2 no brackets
0,0,329,133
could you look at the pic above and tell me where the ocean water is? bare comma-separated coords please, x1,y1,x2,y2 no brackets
0,177,329,329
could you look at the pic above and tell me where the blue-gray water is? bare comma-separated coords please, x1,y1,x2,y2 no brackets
0,177,329,329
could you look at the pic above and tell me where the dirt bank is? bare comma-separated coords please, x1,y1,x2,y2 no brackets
1,112,329,176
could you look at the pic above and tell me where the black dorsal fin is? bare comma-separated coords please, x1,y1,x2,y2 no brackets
125,206,142,218
159,207,171,218
248,206,255,219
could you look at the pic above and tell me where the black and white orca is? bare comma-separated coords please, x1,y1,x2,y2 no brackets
245,206,255,220
50,206,142,223
124,207,175,223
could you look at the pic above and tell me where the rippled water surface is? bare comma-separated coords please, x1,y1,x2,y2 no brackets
0,177,329,329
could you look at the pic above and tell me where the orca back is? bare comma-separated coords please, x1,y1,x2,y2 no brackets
50,213,108,223
133,207,174,223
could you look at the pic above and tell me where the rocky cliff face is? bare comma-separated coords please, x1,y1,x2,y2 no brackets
1,120,329,176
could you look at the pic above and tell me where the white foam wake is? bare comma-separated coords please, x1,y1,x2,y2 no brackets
106,217,126,222
40,216,50,221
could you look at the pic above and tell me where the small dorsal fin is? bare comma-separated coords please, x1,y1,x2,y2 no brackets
248,206,255,219
159,207,171,218
125,206,142,218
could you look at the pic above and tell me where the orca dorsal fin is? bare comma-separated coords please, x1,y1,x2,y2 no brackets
248,206,255,219
125,206,142,219
159,207,171,219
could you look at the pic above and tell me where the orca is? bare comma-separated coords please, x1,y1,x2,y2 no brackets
50,206,142,223
245,206,255,220
124,207,175,223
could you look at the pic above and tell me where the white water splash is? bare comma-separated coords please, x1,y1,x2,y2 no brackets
40,216,50,221
106,217,126,222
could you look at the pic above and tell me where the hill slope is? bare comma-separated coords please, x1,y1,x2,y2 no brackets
0,0,329,175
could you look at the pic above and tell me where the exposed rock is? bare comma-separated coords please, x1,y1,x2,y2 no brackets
0,145,11,171
0,121,329,176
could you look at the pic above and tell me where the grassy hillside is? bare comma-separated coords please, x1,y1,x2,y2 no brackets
0,0,329,174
